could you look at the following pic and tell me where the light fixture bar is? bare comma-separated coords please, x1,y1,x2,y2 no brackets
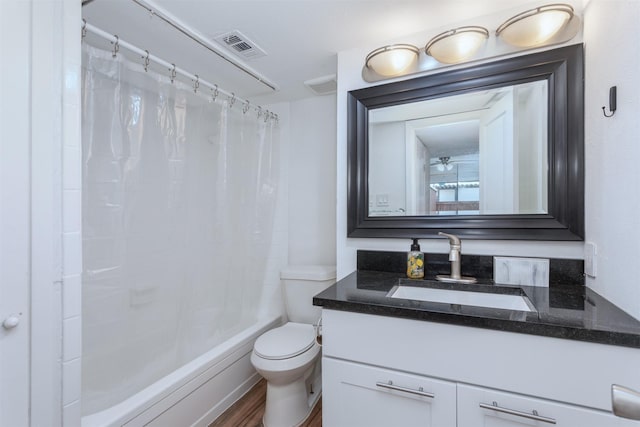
363,2,579,82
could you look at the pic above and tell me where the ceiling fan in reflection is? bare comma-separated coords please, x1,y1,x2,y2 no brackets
430,156,474,171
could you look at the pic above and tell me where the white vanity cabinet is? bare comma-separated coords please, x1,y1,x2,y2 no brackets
321,309,640,426
323,357,456,427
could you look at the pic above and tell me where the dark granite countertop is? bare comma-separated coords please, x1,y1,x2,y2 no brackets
313,270,640,349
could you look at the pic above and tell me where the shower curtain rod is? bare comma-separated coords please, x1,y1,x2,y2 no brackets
130,0,278,93
82,20,279,122
82,0,278,92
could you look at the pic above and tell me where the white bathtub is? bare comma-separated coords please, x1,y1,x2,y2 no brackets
82,315,281,427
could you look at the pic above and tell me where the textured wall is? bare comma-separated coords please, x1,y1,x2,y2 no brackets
584,0,640,319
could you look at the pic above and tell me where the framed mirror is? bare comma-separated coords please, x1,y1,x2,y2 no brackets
347,44,584,240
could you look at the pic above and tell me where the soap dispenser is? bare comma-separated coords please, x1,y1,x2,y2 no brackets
407,238,425,279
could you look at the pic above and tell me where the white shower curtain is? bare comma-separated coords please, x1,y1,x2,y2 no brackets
81,45,279,415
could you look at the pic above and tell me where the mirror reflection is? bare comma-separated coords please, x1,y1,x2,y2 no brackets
368,80,548,217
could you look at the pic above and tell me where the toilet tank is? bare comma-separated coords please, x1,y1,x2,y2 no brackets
281,265,336,324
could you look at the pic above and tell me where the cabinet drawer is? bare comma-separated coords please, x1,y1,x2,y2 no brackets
458,384,639,427
323,357,456,427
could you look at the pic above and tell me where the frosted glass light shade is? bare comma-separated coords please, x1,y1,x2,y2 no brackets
365,44,419,77
497,4,573,48
425,26,489,64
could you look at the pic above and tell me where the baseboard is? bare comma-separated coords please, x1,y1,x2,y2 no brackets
194,371,262,427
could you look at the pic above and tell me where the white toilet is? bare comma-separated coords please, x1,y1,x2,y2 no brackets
251,265,336,427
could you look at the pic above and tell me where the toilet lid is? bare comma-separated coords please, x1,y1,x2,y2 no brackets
254,323,316,360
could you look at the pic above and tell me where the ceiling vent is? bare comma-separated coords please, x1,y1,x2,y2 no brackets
304,74,337,96
214,30,267,60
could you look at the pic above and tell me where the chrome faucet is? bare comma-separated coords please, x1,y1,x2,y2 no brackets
436,232,477,284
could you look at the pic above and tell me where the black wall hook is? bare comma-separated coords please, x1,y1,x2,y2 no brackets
602,86,617,117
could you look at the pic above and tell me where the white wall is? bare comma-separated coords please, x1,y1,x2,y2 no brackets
288,95,337,266
584,0,640,319
335,10,585,279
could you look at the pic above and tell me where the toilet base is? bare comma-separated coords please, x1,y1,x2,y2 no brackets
263,364,322,427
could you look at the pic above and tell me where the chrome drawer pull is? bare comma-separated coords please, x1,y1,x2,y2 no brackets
375,381,435,398
612,384,640,420
480,401,556,424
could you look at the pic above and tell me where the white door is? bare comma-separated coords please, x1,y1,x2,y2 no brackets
414,139,429,215
0,1,32,425
479,88,516,214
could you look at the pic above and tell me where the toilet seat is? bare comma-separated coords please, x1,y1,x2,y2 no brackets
254,323,316,360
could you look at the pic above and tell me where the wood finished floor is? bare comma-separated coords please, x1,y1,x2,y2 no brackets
209,379,322,427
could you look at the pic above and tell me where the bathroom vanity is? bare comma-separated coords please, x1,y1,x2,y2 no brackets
314,270,640,426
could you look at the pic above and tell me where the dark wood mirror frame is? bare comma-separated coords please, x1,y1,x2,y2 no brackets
347,44,584,240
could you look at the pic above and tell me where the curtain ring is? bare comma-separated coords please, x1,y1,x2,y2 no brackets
229,93,236,108
212,84,219,102
257,106,263,119
142,50,150,72
111,35,119,58
169,64,177,84
81,19,87,40
243,100,250,114
265,111,270,123
193,74,199,93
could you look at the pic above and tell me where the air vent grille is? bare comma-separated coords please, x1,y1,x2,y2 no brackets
215,30,267,60
233,41,253,52
223,34,243,45
304,74,337,96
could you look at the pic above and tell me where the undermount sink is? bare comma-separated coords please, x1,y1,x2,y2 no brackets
387,285,535,312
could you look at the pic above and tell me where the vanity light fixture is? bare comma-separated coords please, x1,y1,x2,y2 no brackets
496,3,574,48
425,26,489,64
365,44,420,77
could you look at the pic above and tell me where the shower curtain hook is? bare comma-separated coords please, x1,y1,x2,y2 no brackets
111,35,120,58
81,19,87,40
265,111,271,123
229,93,236,108
257,106,263,119
212,84,219,102
193,75,200,93
243,100,250,114
169,64,177,84
142,50,150,72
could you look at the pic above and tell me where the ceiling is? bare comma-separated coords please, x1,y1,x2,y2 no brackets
82,0,546,105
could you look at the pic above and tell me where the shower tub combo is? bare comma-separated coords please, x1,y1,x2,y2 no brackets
82,316,280,427
81,31,281,427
